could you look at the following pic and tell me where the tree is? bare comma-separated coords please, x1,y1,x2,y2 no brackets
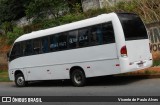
0,0,26,23
26,0,68,20
66,0,83,13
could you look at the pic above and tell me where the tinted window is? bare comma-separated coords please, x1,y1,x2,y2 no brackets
10,22,116,58
23,40,33,56
10,43,21,61
68,30,78,48
117,13,148,40
58,33,67,50
42,37,49,53
33,38,42,54
78,28,89,47
50,35,59,51
90,25,103,45
102,22,115,43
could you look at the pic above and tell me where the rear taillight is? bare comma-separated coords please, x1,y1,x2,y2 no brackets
120,46,128,57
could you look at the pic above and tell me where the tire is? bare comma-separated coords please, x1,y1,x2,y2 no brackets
71,69,86,87
15,74,28,87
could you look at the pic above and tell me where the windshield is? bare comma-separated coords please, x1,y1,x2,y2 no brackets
117,13,148,40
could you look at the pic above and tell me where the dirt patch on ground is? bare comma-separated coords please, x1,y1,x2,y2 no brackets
0,38,10,70
152,52,160,60
124,66,160,75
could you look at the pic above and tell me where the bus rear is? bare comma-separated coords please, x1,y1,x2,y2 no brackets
117,13,152,73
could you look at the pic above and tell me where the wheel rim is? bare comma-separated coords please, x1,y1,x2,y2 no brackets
17,77,24,86
74,73,82,84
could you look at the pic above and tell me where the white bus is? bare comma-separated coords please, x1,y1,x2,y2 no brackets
8,12,152,87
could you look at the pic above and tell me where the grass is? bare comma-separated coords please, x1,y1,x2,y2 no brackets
144,69,159,75
0,70,10,82
153,60,160,67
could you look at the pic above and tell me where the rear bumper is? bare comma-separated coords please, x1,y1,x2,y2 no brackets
120,58,153,73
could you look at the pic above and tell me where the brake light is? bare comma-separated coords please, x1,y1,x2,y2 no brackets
120,46,127,57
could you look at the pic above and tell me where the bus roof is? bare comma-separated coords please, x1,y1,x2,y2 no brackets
15,12,117,43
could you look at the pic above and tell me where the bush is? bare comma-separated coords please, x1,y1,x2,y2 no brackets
153,60,160,67
40,13,85,29
84,8,108,18
2,0,160,45
23,24,42,33
41,19,59,29
7,27,24,44
59,13,85,24
1,22,13,34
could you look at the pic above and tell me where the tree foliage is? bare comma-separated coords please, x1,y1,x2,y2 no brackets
84,0,160,23
66,0,82,13
0,22,13,34
26,0,68,19
0,0,160,45
0,0,26,23
6,27,24,44
106,0,160,23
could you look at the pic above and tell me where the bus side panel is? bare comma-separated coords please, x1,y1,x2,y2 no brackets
9,43,119,81
25,67,52,81
81,59,121,78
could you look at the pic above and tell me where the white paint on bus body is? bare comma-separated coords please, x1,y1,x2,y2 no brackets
8,12,152,82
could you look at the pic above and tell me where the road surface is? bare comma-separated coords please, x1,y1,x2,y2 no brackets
0,76,160,105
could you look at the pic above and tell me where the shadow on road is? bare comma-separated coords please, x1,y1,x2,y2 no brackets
23,75,149,87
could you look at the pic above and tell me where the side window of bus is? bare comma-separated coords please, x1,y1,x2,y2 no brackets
68,30,78,49
102,22,115,44
42,37,49,53
58,33,67,50
23,40,33,56
90,25,103,45
33,38,42,54
10,43,21,61
78,28,89,47
50,35,59,51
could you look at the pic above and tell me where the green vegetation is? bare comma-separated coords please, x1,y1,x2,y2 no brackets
144,70,158,75
0,0,29,23
0,0,159,45
153,60,160,67
0,0,82,23
6,27,24,44
26,0,68,19
84,0,160,23
0,70,10,82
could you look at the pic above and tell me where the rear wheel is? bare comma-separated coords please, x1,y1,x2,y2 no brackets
15,74,28,87
71,69,86,87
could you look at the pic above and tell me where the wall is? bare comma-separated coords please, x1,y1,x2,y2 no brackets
82,0,100,12
146,22,160,60
82,0,132,11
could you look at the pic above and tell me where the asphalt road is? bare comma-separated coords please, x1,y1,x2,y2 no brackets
0,76,160,105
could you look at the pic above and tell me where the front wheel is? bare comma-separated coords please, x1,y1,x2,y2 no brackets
71,69,86,87
15,74,28,87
